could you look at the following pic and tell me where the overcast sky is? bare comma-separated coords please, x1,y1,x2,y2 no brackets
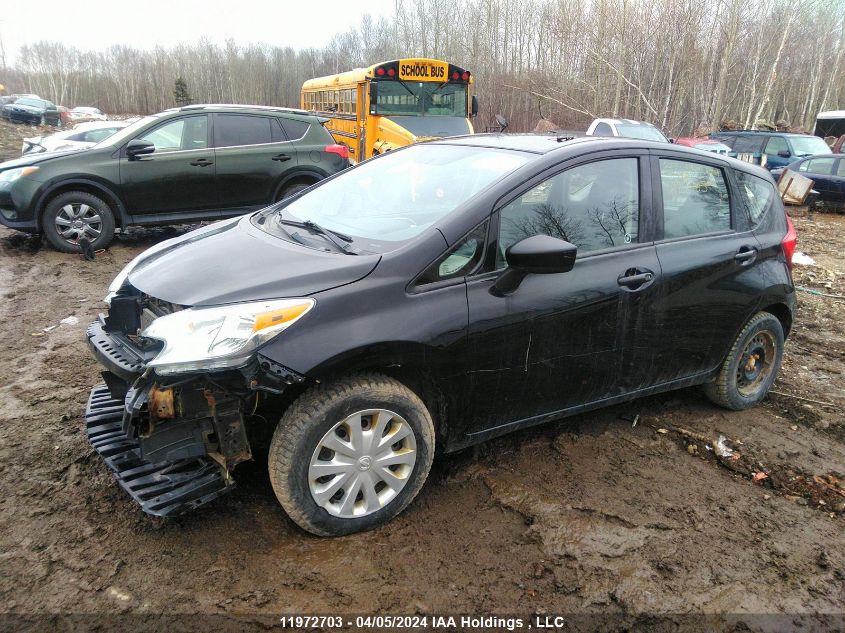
0,0,396,64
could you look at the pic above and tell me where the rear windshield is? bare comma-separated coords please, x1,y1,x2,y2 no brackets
615,124,668,142
16,98,47,108
266,143,529,250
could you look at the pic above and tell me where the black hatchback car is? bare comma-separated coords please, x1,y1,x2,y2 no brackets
84,135,796,536
0,104,349,252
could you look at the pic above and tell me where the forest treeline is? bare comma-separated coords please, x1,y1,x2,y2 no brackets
4,0,844,135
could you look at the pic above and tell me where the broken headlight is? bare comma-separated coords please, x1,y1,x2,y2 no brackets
142,298,314,375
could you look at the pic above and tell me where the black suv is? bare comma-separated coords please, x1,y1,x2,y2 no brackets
0,105,349,251
84,135,796,535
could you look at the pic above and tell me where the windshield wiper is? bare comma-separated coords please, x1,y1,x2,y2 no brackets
277,217,357,254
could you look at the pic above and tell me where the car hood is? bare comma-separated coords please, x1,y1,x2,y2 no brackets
128,216,381,306
0,148,90,170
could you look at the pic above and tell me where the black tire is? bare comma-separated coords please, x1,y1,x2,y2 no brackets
42,191,116,253
704,312,784,410
268,372,436,536
278,182,312,201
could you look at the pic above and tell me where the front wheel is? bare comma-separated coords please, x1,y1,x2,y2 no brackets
268,373,435,536
42,191,116,253
704,312,785,410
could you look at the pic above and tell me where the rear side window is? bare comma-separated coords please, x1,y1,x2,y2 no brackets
214,115,273,147
731,135,766,154
735,171,774,226
497,157,639,267
764,136,789,156
660,159,730,238
278,118,309,141
593,122,613,136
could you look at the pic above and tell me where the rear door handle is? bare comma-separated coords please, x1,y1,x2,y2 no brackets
189,158,213,167
734,246,758,265
272,153,292,162
617,268,655,290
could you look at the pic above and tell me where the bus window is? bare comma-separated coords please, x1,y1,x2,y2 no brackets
374,81,468,117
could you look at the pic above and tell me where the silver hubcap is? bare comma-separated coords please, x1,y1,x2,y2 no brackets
308,409,417,519
55,203,102,243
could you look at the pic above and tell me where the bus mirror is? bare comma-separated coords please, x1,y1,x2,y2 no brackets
471,96,479,117
369,83,378,115
495,114,509,131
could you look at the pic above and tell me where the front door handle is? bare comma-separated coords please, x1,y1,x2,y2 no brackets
189,158,213,167
734,246,758,265
272,153,292,162
618,268,655,290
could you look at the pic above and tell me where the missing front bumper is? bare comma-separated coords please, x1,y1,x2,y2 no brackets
85,384,235,516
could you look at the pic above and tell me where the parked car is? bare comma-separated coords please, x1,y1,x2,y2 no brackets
83,135,796,535
0,104,350,252
709,130,831,172
22,120,131,155
770,154,845,205
586,118,669,142
69,106,108,123
673,137,731,155
0,96,61,126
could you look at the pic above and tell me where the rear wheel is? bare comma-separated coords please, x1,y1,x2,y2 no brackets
42,191,116,253
704,312,784,410
268,373,435,536
277,182,312,201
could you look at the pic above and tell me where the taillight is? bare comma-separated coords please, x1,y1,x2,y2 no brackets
782,214,797,270
325,144,349,160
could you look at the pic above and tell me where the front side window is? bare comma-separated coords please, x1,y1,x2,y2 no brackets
660,159,730,238
138,115,207,152
735,171,774,226
497,158,640,268
271,144,529,249
803,157,835,175
214,115,273,147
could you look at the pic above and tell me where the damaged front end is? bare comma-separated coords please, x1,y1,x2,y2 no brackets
84,286,309,517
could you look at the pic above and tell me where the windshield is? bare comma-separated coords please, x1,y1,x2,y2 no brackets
93,114,161,148
267,144,529,250
17,98,47,108
616,124,668,142
374,81,468,117
790,135,831,156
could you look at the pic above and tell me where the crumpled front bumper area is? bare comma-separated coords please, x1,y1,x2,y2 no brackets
85,384,235,517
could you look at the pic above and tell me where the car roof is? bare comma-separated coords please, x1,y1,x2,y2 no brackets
713,130,812,138
432,133,603,154
171,104,314,117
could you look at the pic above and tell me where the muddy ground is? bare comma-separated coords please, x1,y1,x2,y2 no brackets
0,121,843,631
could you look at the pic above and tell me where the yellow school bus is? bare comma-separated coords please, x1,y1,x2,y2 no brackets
301,58,477,162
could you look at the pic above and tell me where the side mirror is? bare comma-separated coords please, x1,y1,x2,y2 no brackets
492,235,577,296
126,139,155,160
777,150,791,158
495,114,508,132
669,138,675,144
471,95,479,117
